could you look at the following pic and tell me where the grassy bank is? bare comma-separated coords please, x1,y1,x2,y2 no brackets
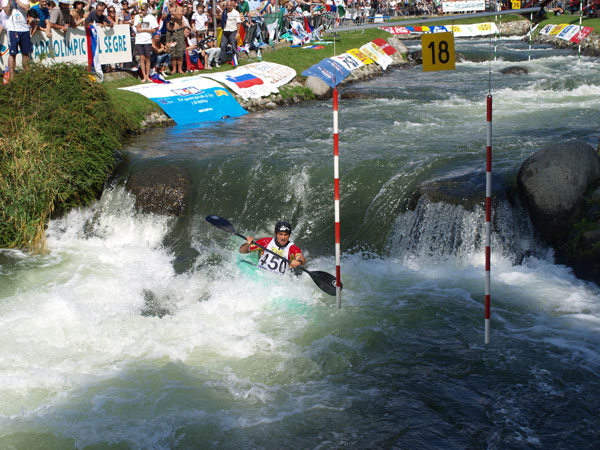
0,64,136,251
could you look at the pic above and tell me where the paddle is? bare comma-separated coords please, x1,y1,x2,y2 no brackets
205,215,341,296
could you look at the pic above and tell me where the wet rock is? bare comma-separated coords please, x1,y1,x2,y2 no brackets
305,75,332,99
408,171,508,212
127,165,192,216
517,140,600,242
340,90,376,100
500,66,529,75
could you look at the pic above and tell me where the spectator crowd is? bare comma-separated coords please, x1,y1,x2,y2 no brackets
1,0,444,84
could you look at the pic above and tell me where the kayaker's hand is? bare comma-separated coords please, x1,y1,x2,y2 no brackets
290,259,302,269
246,236,253,245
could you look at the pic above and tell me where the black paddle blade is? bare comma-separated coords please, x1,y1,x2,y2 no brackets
205,215,236,234
307,270,342,296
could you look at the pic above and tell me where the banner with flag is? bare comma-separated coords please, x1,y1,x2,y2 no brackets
120,75,247,125
243,62,296,88
200,67,278,99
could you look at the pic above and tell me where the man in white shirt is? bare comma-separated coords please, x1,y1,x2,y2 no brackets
133,2,158,82
2,0,31,81
219,0,241,63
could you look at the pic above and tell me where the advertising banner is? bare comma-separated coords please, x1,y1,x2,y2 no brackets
301,58,351,87
201,67,278,100
347,48,374,65
372,38,397,56
242,62,296,88
441,0,485,13
359,42,393,70
381,26,411,35
0,25,132,70
120,76,247,125
330,53,364,71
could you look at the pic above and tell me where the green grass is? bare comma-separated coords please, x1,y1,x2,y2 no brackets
0,64,135,250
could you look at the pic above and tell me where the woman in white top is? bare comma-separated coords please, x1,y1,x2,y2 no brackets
133,2,158,82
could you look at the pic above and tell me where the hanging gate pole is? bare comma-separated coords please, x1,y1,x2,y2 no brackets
333,87,342,308
485,94,493,344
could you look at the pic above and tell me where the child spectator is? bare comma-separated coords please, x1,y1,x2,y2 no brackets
191,2,207,39
27,8,40,36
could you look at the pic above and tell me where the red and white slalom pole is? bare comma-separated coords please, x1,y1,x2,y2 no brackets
333,87,342,308
485,94,492,344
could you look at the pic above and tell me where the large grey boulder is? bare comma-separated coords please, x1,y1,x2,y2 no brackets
127,165,192,216
517,140,600,242
305,75,332,99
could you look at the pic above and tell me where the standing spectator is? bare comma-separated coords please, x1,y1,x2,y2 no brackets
1,0,32,82
86,1,113,26
71,0,88,26
133,2,157,82
166,0,187,74
219,0,240,63
47,0,76,38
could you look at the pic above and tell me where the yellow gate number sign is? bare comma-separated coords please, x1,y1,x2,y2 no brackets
421,32,455,72
511,0,521,9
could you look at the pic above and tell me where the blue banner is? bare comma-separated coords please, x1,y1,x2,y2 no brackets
301,58,351,88
120,76,247,125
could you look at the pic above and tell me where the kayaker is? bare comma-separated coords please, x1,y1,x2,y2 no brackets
239,220,306,274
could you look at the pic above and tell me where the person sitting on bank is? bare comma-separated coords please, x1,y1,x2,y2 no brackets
239,221,306,275
46,0,75,38
150,31,171,73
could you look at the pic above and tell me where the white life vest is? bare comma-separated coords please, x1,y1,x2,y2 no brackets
257,238,294,275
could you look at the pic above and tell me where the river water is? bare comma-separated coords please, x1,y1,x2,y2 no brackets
1,38,600,449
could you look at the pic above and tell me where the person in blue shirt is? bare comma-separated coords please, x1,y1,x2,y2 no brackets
30,0,51,30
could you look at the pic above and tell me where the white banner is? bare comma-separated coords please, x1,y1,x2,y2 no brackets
200,63,298,100
447,22,498,37
243,62,296,88
442,0,485,13
0,25,132,70
330,53,364,71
